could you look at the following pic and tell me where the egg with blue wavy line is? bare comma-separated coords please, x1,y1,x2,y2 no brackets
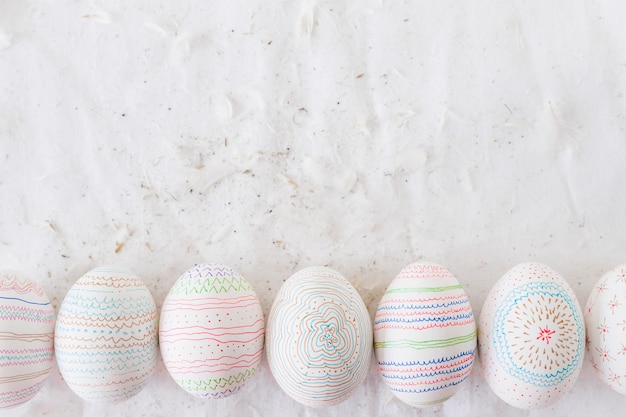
478,262,584,409
54,266,158,403
0,271,55,409
374,262,476,407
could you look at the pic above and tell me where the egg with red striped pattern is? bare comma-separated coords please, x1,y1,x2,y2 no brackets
159,264,264,398
374,262,476,407
0,271,55,409
266,266,372,406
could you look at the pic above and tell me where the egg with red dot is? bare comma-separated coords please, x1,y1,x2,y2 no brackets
478,262,584,409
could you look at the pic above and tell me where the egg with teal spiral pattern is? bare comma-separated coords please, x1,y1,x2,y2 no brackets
266,266,372,406
374,262,476,407
0,271,55,409
54,266,158,403
478,262,584,409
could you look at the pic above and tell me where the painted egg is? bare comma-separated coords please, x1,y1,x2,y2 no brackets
0,271,55,409
54,266,158,403
585,264,626,394
374,262,476,407
266,266,372,406
159,264,264,398
478,262,584,409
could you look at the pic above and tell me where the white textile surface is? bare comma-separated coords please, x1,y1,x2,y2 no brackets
1,1,625,416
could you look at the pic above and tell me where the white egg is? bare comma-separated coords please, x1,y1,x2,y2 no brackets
159,264,264,398
585,264,626,394
266,266,372,406
374,262,476,407
0,271,55,409
55,266,158,403
478,262,585,409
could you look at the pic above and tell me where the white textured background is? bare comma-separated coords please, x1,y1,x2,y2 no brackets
1,1,626,416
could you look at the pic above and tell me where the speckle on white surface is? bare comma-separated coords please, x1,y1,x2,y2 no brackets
2,1,626,416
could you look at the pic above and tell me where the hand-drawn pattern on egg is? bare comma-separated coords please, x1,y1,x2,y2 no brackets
585,264,626,394
266,266,372,407
54,266,158,403
159,264,264,398
374,262,476,407
0,271,55,409
479,262,585,409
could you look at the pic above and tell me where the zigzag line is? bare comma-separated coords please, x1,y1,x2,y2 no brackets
169,276,253,295
0,347,54,354
0,357,54,367
76,276,144,288
175,368,256,391
56,314,157,328
68,368,155,387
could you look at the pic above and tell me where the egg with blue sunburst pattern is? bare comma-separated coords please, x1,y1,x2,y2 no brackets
478,262,584,409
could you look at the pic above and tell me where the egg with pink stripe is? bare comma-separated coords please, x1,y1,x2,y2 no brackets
374,262,476,407
0,271,55,409
159,264,265,398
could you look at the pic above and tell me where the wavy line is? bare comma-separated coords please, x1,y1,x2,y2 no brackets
375,331,476,350
159,333,263,344
378,294,468,305
0,368,52,384
0,296,50,306
374,318,475,331
376,299,469,311
389,372,470,394
0,357,55,367
378,350,475,366
0,332,53,342
385,284,462,294
376,305,472,318
160,319,264,334
374,312,474,325
0,274,45,296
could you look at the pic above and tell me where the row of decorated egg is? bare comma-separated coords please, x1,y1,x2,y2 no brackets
2,262,626,409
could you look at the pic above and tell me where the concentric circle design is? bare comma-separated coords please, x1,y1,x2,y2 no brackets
479,262,585,409
493,281,584,387
55,266,158,403
0,271,55,409
266,266,372,406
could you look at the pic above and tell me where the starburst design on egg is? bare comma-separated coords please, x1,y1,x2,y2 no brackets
493,281,584,387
